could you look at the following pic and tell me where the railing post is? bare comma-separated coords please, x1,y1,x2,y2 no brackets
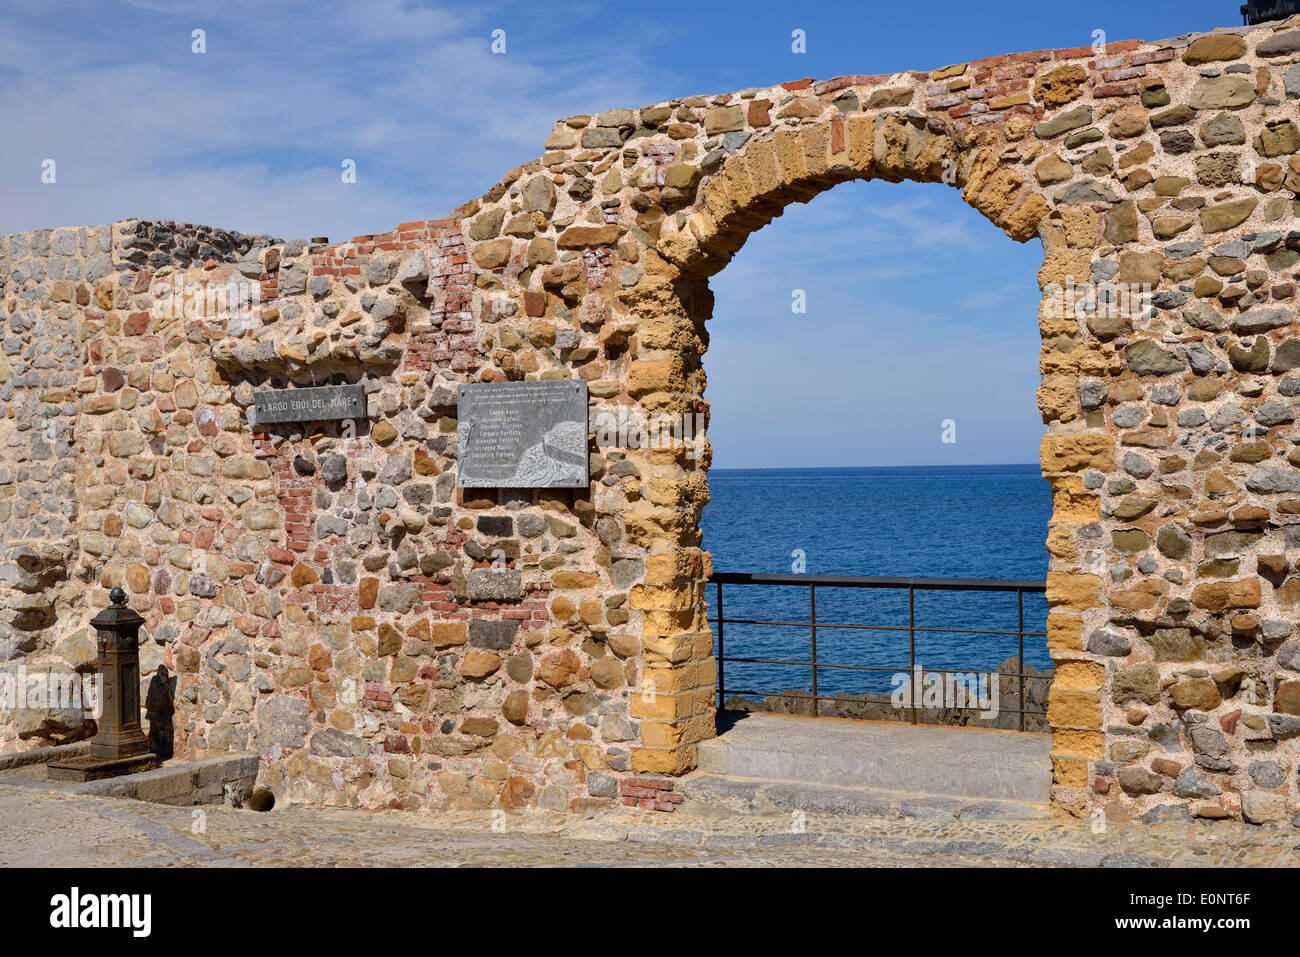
716,579,725,712
809,584,818,717
1017,588,1025,733
908,585,916,725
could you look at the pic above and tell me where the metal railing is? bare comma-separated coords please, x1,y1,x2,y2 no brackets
708,572,1048,731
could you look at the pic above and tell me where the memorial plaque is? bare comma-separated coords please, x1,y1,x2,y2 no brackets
252,384,367,424
457,380,588,488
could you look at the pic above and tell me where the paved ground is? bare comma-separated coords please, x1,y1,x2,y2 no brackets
2,774,1298,867
700,713,1053,803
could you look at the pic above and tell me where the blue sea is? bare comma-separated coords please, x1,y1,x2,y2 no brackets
701,464,1054,702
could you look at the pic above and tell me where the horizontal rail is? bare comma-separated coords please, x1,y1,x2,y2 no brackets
707,616,1045,638
710,571,1045,592
717,656,1049,675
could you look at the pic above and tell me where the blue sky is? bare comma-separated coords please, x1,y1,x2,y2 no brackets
0,0,1243,467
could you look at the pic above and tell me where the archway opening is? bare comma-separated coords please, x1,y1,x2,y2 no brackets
699,176,1054,739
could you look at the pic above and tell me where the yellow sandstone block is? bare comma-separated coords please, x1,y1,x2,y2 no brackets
1046,571,1102,609
654,227,699,268
875,115,911,176
847,115,875,173
720,158,758,208
1045,523,1079,561
551,570,599,590
1047,610,1084,652
639,714,714,749
641,632,702,665
630,689,694,721
1038,295,1078,338
743,139,780,195
1052,757,1090,788
1040,433,1114,472
1002,190,1048,241
629,582,701,611
971,168,1025,224
645,549,704,585
1062,206,1098,249
800,124,831,178
685,210,719,246
641,662,702,695
772,129,807,185
961,148,999,199
1054,659,1105,691
642,473,710,509
700,178,735,225
1051,481,1101,523
913,134,956,183
627,357,688,396
1046,687,1102,728
1037,250,1093,289
1037,379,1077,423
631,745,697,775
1052,727,1105,759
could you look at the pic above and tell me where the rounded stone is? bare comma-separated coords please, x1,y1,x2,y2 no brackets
506,652,533,683
1247,761,1285,789
502,690,529,725
590,656,625,689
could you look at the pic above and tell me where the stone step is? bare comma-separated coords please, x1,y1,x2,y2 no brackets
1,752,259,807
73,753,260,806
681,772,1048,821
697,713,1052,804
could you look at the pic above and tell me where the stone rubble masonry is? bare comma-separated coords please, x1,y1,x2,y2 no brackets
2,16,1300,823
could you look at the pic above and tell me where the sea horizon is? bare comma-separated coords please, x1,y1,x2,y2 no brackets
700,463,1054,699
709,462,1040,471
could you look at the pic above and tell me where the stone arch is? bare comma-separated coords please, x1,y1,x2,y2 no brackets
657,113,1045,282
605,102,1056,782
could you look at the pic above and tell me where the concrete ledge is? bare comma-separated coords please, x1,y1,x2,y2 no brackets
0,741,91,771
697,714,1053,803
74,753,259,807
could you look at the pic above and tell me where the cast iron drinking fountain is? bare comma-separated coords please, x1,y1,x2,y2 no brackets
48,587,161,781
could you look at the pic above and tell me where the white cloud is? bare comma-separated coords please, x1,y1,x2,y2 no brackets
0,0,671,240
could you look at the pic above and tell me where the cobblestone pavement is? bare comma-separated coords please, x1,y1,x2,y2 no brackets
1,778,1297,867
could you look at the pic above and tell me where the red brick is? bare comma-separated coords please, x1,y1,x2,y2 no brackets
1130,49,1175,65
1093,81,1140,98
1053,45,1097,60
1003,49,1051,64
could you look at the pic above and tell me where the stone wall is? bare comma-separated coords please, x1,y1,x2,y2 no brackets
0,221,274,744
3,16,1300,824
0,225,105,741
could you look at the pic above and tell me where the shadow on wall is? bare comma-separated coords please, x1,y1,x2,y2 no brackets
145,665,175,760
